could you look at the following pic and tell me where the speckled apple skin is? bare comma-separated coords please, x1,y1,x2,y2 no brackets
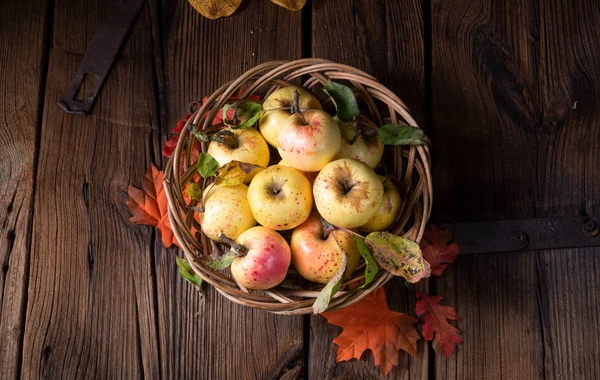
201,184,256,242
333,117,384,169
247,165,312,230
259,86,322,148
313,158,384,228
290,213,361,284
207,127,269,183
359,176,402,233
277,110,341,172
230,226,291,290
278,159,318,185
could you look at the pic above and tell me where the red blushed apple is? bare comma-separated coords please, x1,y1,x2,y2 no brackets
290,213,361,284
277,109,342,172
230,226,291,290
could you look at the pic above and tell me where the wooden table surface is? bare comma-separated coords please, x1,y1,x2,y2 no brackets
1,0,599,379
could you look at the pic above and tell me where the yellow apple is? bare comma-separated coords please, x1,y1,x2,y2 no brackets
259,86,322,148
207,127,269,183
333,116,384,169
200,183,256,242
277,110,342,172
230,226,291,290
290,213,361,284
247,165,312,230
358,176,402,232
313,158,384,228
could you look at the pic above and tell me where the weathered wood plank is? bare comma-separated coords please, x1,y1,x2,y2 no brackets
154,2,305,379
0,1,50,379
310,0,428,378
20,0,161,378
432,0,600,378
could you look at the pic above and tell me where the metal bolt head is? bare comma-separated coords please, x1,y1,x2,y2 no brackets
583,219,600,237
510,231,529,249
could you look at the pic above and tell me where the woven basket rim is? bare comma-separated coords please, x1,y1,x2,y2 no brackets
163,58,432,315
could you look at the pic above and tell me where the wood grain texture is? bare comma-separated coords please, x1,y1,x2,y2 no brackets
311,0,427,378
154,2,305,379
20,0,161,378
432,0,600,378
0,1,50,379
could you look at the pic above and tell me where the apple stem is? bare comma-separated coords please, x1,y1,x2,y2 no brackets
337,226,365,240
188,205,204,213
321,217,335,239
290,89,301,114
219,234,249,257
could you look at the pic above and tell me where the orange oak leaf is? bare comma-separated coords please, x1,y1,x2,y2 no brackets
322,288,420,376
415,291,463,357
419,225,460,276
126,164,179,248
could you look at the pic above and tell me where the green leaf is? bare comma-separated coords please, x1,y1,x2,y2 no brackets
222,103,237,128
354,236,380,289
323,80,360,122
185,183,203,201
313,252,347,314
176,257,203,289
200,251,237,270
236,102,263,129
365,232,431,283
379,124,431,146
197,152,220,178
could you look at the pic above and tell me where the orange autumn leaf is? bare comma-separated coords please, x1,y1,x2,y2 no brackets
271,0,307,11
415,291,463,357
419,225,460,276
322,288,420,376
126,164,179,248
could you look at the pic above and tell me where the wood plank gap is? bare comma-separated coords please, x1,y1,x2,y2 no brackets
14,0,56,378
301,0,313,59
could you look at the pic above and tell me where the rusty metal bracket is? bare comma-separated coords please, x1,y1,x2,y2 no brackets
58,0,146,115
442,216,600,254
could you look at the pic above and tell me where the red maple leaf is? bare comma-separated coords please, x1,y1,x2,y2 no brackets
419,225,460,276
322,288,420,376
415,291,463,357
126,164,179,248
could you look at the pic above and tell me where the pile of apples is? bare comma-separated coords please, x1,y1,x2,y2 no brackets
199,86,401,290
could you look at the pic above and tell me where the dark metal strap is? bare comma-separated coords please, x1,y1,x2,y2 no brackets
58,0,146,115
443,216,600,254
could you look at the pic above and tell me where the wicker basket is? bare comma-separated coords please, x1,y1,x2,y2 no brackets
164,58,432,315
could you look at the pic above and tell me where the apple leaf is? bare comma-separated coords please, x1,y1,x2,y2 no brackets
365,232,431,283
184,183,203,201
200,251,237,271
187,0,242,19
214,161,261,187
379,124,431,146
222,102,263,129
176,256,203,290
354,236,380,289
271,0,307,11
313,252,347,314
323,80,360,122
197,153,220,179
236,102,263,129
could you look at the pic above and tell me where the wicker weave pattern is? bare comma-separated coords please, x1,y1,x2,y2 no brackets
164,59,432,315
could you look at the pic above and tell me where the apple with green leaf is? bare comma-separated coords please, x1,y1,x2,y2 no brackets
259,86,322,148
334,115,384,169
